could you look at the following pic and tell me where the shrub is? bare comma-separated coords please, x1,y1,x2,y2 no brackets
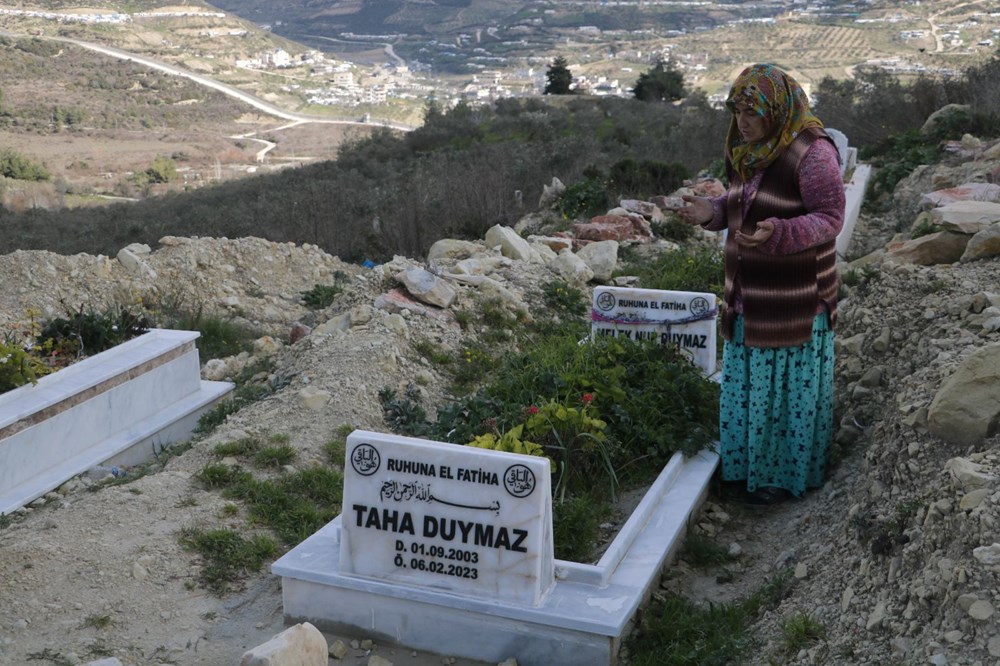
627,245,725,297
558,178,609,220
301,283,343,310
0,342,52,393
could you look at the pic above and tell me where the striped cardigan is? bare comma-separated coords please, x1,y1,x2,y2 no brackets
722,127,841,348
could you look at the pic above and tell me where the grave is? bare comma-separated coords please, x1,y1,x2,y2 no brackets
0,329,233,516
590,286,719,377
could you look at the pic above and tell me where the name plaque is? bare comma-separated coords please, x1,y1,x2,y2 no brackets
591,286,718,375
340,430,554,606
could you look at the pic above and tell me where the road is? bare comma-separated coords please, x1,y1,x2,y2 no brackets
0,29,415,132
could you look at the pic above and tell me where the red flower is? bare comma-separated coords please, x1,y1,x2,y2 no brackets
581,393,595,404
527,405,540,415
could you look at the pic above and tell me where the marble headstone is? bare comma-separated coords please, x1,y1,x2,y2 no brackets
591,286,718,375
340,430,554,606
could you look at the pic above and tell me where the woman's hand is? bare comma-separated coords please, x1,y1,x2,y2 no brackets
674,195,713,226
736,220,774,247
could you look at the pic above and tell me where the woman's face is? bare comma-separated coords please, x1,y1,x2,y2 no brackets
734,103,769,143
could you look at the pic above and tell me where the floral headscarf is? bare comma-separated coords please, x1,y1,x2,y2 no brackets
725,64,823,182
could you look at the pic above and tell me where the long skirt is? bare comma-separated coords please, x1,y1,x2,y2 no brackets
718,313,834,497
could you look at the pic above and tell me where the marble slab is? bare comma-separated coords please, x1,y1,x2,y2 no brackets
340,430,554,606
591,286,718,376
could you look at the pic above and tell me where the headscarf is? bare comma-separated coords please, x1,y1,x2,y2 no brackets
724,64,824,182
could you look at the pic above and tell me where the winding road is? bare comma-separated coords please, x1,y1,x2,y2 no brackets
0,29,415,132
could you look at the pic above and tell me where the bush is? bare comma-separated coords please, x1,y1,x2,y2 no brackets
626,245,725,297
558,178,609,219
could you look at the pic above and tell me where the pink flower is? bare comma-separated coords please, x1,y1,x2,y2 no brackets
581,393,595,404
527,405,540,415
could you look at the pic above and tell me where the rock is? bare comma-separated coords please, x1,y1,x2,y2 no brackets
538,177,565,209
313,313,352,336
794,562,808,579
969,600,995,620
727,542,743,557
299,387,332,411
497,659,518,666
943,458,996,491
367,656,393,666
930,200,1000,234
886,231,969,265
841,586,854,612
289,322,311,344
962,223,1000,262
973,543,1000,565
989,635,1000,657
83,659,124,666
240,622,327,666
959,488,990,510
928,346,1000,446
395,267,457,308
116,245,158,279
526,235,574,253
426,239,484,263
866,601,886,630
921,104,971,134
329,640,349,659
484,225,535,262
921,183,1000,209
575,240,619,282
549,249,595,285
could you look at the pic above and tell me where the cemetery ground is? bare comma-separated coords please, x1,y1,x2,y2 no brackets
1,185,1000,664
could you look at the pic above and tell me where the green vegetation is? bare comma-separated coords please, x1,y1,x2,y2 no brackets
628,572,793,665
300,282,343,310
633,60,686,102
779,613,827,656
0,148,50,181
544,56,573,95
178,527,278,595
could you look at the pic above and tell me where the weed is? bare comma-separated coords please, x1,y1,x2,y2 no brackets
911,218,938,239
213,437,261,458
651,216,695,242
558,177,609,219
453,310,473,330
26,648,73,665
81,614,114,630
625,244,724,297
681,532,736,568
178,527,277,595
379,384,430,436
195,464,254,489
628,571,792,665
219,503,239,517
779,613,827,655
413,338,453,366
541,280,588,318
552,493,612,562
175,497,198,508
171,305,259,362
254,445,297,468
301,283,343,310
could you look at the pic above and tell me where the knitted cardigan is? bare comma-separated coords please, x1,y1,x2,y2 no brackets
719,127,842,348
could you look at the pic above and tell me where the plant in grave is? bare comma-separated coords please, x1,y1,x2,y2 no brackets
379,384,429,437
540,280,588,319
36,302,151,358
0,340,52,394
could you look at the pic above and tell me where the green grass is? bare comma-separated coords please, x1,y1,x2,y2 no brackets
628,571,793,665
680,532,737,568
552,493,613,561
177,527,278,595
779,613,827,656
253,445,297,468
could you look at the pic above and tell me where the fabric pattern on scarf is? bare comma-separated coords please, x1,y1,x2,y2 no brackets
725,63,824,182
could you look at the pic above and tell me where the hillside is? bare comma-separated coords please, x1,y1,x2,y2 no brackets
1,127,1000,665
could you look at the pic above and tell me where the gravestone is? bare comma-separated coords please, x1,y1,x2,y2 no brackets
590,286,718,375
340,430,554,606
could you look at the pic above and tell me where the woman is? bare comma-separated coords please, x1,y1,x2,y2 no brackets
676,64,845,505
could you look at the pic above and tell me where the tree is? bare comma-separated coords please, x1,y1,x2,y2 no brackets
632,60,685,103
544,56,573,95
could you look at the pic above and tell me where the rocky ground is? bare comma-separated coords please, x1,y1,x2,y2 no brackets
1,137,1000,665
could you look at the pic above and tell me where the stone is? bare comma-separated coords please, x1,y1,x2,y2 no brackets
841,586,854,612
538,177,565,209
240,622,327,666
969,600,995,620
887,231,969,265
484,225,534,262
575,240,619,282
930,201,1000,234
426,239,484,263
794,562,808,579
973,544,1000,565
549,249,595,285
943,458,996,491
83,659,124,666
299,387,332,411
866,601,885,630
289,322,311,344
928,347,1000,446
116,246,158,279
960,488,991,510
920,104,970,135
329,640,349,659
962,224,1000,262
313,313,352,336
921,182,1000,209
572,215,637,242
395,267,457,309
368,656,393,666
526,235,573,253
988,635,1000,657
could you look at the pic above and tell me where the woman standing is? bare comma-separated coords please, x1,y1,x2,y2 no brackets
676,64,845,505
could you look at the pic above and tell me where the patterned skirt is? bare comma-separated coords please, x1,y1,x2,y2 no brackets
718,313,834,497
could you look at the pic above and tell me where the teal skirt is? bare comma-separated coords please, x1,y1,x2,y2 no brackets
719,313,834,497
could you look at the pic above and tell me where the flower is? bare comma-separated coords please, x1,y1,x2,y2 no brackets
581,393,595,404
526,405,540,415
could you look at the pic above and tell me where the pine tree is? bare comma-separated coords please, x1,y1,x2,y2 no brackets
544,56,573,95
633,60,685,102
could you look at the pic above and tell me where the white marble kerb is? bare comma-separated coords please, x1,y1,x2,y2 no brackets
340,430,554,606
591,286,718,376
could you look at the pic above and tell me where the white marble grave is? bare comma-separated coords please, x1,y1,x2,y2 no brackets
273,430,718,665
340,430,554,606
591,286,718,376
